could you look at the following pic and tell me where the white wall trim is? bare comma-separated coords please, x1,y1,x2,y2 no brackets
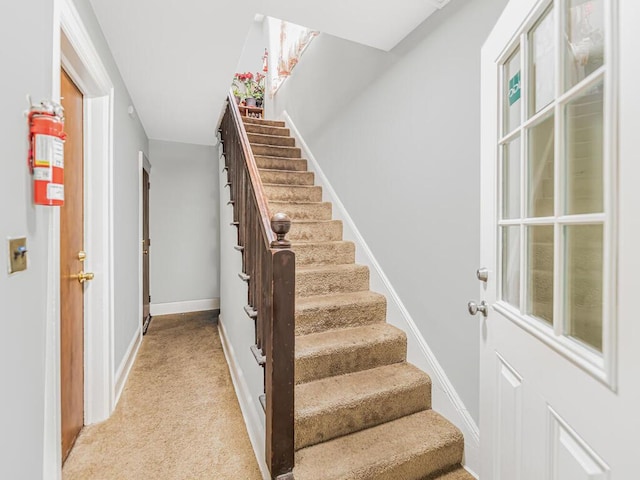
114,325,143,405
45,1,116,478
150,298,221,316
60,0,116,426
218,318,270,480
282,111,481,474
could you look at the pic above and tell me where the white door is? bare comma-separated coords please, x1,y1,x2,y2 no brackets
478,0,640,478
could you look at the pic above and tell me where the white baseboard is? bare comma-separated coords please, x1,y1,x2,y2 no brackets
218,317,270,480
114,325,142,406
282,110,481,473
150,298,220,316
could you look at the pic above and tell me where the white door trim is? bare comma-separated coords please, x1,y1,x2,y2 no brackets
44,0,115,477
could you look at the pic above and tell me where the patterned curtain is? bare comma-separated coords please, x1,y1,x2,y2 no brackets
270,20,319,96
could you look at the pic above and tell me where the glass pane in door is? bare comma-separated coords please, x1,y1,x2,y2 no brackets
530,7,555,114
565,224,603,351
564,0,605,90
504,49,522,134
502,226,521,309
565,81,604,214
527,115,555,218
502,137,521,219
527,225,554,323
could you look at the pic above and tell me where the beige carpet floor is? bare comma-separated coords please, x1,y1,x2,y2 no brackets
63,312,262,480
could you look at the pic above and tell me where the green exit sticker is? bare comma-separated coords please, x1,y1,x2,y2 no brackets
509,71,521,106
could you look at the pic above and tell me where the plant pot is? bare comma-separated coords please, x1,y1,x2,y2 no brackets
234,96,241,105
256,99,263,108
245,97,257,107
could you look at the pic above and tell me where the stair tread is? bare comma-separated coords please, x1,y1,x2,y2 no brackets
271,200,331,206
255,157,308,172
243,117,285,127
252,143,302,158
294,410,464,480
296,362,429,415
244,123,290,136
291,219,340,225
259,168,311,175
424,467,476,480
295,323,406,384
297,263,366,274
248,132,293,139
296,290,385,312
296,323,405,356
263,183,320,189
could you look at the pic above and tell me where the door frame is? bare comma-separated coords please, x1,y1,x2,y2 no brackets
44,0,116,476
138,151,152,330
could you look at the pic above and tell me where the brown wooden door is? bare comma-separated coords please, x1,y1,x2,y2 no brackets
142,168,151,332
60,69,84,463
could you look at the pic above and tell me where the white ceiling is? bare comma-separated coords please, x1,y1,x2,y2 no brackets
89,0,450,146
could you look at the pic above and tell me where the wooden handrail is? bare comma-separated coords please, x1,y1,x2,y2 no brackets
226,90,275,246
220,92,295,480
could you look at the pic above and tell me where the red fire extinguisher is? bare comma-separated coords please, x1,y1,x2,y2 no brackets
28,101,66,206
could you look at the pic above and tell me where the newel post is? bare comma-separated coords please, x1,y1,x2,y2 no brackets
266,213,295,479
270,212,292,249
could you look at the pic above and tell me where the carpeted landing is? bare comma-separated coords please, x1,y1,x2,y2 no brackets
62,312,261,480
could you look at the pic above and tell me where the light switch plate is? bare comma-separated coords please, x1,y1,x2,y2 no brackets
8,237,27,273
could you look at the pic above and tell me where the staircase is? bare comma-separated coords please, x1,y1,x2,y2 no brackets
242,116,474,480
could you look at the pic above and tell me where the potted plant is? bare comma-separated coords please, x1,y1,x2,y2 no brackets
232,71,266,108
233,72,257,106
253,73,265,107
232,86,242,104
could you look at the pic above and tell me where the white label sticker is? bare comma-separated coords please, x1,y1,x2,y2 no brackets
35,135,53,167
33,167,52,181
52,137,64,168
47,183,64,201
35,135,64,168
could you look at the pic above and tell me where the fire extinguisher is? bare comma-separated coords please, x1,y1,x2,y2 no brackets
27,101,66,206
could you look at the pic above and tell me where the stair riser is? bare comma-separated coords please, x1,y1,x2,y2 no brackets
295,380,431,450
248,133,296,147
243,118,286,128
264,185,322,202
289,221,343,242
296,335,406,384
270,202,332,221
296,267,369,297
255,156,308,171
296,297,385,336
293,242,355,267
244,123,291,137
260,170,315,186
252,144,301,159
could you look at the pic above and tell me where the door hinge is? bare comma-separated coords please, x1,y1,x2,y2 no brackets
148,295,151,303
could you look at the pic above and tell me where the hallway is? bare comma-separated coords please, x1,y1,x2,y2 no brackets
62,313,261,479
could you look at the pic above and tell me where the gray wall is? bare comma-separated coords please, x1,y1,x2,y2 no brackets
0,0,147,476
272,0,509,422
70,0,150,371
149,140,219,305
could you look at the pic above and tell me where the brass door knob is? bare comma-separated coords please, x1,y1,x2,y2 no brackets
72,271,95,284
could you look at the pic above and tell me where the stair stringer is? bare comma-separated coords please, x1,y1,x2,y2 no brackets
281,110,480,477
216,139,270,480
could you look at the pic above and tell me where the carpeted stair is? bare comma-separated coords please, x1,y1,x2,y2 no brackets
243,116,474,480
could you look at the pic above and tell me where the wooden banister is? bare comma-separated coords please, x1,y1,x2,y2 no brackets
220,90,295,480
